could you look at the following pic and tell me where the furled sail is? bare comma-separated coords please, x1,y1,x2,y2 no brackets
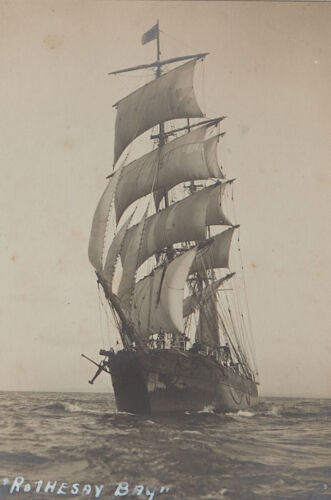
190,227,236,275
114,59,204,164
120,184,231,270
88,170,121,273
183,273,235,317
131,249,196,341
114,123,224,223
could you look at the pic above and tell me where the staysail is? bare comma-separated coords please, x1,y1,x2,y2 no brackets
88,169,120,273
113,59,204,164
102,212,135,293
117,208,148,312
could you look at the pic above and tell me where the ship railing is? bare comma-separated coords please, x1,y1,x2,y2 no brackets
120,342,254,380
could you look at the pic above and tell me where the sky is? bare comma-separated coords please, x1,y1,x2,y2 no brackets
0,1,330,397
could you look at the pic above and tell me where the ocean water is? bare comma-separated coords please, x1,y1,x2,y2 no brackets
0,392,330,500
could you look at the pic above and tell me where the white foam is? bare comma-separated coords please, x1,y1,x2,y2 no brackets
182,430,203,435
198,405,215,414
64,402,84,413
268,405,281,416
226,410,255,418
63,402,103,415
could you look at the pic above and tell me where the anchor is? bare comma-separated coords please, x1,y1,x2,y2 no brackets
81,353,111,385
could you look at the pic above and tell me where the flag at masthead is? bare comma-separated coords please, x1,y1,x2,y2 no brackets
141,24,158,45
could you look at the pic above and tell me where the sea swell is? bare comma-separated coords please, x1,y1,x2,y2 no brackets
0,392,330,499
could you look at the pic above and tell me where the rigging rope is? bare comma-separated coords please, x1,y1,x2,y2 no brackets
97,281,106,349
229,180,258,373
159,29,203,57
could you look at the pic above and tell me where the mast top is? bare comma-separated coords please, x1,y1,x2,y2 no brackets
109,20,208,76
108,53,209,76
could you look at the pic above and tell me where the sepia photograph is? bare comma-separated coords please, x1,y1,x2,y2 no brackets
0,1,330,499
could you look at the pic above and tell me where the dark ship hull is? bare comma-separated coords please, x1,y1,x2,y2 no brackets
108,349,258,414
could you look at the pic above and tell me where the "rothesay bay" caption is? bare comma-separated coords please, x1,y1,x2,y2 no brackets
1,477,170,499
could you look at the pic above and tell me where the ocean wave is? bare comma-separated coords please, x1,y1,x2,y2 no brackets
0,451,47,465
63,402,87,413
201,488,229,499
1,393,330,500
113,411,135,415
182,430,203,436
281,408,331,419
198,405,216,414
267,405,281,416
36,401,103,415
37,402,67,412
226,410,255,418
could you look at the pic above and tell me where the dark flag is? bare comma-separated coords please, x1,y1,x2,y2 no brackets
141,24,158,45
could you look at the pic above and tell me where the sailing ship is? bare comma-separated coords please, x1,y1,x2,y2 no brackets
85,22,259,414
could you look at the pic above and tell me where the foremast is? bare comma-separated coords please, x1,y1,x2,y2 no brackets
88,22,257,380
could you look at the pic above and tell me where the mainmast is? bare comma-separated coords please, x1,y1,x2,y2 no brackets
156,20,161,78
155,21,168,206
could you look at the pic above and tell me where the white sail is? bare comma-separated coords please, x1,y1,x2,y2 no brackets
120,184,231,270
117,209,148,311
131,249,196,340
102,213,134,292
114,123,223,223
190,227,236,275
88,169,120,273
114,59,204,163
183,273,235,317
206,181,232,226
